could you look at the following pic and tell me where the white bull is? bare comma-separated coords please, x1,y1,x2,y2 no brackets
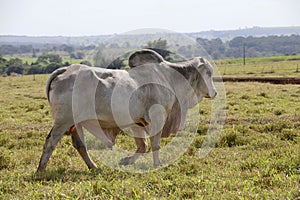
36,49,217,172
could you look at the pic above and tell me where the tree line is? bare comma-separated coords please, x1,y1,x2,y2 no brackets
0,44,96,59
0,54,92,75
1,35,299,61
196,35,300,59
1,35,299,75
0,38,171,75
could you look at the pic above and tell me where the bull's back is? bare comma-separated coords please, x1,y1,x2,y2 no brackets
46,67,68,102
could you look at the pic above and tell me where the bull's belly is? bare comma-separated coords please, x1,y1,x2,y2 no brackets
72,105,141,129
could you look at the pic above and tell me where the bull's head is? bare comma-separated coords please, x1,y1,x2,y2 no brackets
191,58,217,104
200,58,217,99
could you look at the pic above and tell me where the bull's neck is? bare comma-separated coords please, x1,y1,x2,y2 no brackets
165,59,199,80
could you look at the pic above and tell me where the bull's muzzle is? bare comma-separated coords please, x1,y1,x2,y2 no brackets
211,91,217,99
206,91,217,99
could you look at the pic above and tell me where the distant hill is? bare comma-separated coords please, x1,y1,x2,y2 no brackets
0,26,299,46
187,26,300,40
0,35,110,47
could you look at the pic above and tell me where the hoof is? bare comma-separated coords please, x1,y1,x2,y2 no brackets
35,170,44,175
153,161,162,168
36,167,46,173
88,165,98,170
119,156,135,166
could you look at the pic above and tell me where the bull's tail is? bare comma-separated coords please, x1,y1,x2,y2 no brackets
46,67,68,102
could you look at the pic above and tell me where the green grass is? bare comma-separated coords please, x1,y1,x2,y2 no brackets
216,54,300,64
0,74,299,199
214,54,300,77
216,60,300,77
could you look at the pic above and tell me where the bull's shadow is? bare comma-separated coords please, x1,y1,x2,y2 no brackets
31,167,105,182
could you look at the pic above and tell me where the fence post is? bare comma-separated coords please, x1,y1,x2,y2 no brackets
243,43,246,66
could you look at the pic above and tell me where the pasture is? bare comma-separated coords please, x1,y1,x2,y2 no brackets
217,59,300,77
0,64,300,199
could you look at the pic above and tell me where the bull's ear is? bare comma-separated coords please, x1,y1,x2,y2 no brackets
128,49,164,68
199,57,205,63
195,57,206,69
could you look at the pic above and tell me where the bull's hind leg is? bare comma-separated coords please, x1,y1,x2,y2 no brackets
71,124,97,169
150,132,162,168
119,127,148,166
37,124,69,172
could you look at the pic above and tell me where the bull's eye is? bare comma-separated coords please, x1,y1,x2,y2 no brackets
206,70,212,77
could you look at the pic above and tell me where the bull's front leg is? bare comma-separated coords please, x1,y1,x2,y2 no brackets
147,104,166,167
150,131,162,168
119,127,148,166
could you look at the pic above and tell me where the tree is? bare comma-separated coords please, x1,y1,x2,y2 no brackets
60,44,74,54
0,55,7,74
70,52,85,59
6,58,24,75
29,54,63,74
93,49,111,67
70,53,77,59
0,45,18,55
147,48,172,61
76,52,84,59
63,61,71,67
32,48,37,58
80,60,92,66
44,63,61,73
144,38,168,50
7,66,24,75
19,45,33,54
142,39,172,61
28,66,43,74
196,38,226,59
82,45,96,50
229,36,245,48
36,54,62,65
107,57,126,69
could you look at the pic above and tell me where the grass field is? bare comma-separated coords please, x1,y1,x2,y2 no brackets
216,55,300,64
216,60,300,77
0,67,300,198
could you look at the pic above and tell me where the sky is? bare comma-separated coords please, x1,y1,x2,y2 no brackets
0,0,299,36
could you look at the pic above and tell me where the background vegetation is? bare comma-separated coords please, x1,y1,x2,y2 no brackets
1,34,300,76
197,35,300,59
